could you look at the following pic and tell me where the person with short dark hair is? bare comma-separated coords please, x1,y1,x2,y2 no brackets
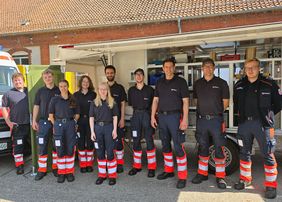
151,58,189,189
128,68,156,178
2,73,30,175
90,82,118,186
49,80,80,183
191,58,230,189
74,75,96,173
233,58,281,199
104,65,127,173
33,69,61,180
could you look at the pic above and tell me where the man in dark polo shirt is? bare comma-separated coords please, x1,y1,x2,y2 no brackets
151,58,189,189
2,73,30,175
191,58,230,189
233,58,281,199
32,69,60,180
127,68,156,178
105,65,127,173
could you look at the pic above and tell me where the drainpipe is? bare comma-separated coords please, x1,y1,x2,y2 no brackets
177,16,182,34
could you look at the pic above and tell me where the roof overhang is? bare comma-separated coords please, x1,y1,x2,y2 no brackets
54,22,282,64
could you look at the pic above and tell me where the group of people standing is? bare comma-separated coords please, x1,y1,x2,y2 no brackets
2,57,281,199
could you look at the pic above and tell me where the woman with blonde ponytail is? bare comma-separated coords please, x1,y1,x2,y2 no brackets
89,82,118,185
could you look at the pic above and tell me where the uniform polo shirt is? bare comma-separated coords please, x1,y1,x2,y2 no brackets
73,90,96,116
154,76,189,112
48,95,80,119
109,82,127,111
128,84,154,110
34,86,60,119
193,76,229,116
2,87,30,124
89,100,119,122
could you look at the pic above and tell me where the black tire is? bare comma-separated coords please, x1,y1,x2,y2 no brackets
208,139,240,176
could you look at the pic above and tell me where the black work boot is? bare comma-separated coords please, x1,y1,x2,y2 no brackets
265,187,277,199
157,172,175,180
117,164,124,173
96,177,106,185
57,174,65,183
86,166,93,172
234,179,251,190
66,173,75,182
176,179,186,189
109,178,116,186
52,169,58,177
35,172,46,181
80,167,87,173
16,165,24,175
128,168,142,176
147,169,155,178
191,174,208,184
216,178,227,189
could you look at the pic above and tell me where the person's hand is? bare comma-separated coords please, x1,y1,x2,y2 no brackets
269,128,275,139
118,119,125,128
179,120,188,131
32,121,39,131
6,119,16,129
151,116,157,129
91,131,96,141
112,130,117,139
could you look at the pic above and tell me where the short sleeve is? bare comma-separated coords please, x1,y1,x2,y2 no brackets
120,85,127,102
154,80,160,97
112,103,119,116
48,97,56,114
193,81,198,99
127,88,133,106
34,89,41,105
1,93,9,108
75,104,80,115
89,102,95,117
180,78,189,98
222,80,230,99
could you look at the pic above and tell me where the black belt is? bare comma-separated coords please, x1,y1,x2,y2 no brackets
134,109,149,113
198,115,221,120
245,116,259,121
95,121,112,126
56,118,73,123
159,110,181,115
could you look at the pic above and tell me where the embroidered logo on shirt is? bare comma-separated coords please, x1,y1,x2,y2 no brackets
212,86,219,89
144,98,148,100
171,89,177,92
236,87,243,90
113,94,119,97
261,92,270,95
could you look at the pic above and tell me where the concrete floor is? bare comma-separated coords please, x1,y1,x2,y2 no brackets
0,141,281,202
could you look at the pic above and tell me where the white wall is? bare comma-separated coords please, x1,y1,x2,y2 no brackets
113,50,146,91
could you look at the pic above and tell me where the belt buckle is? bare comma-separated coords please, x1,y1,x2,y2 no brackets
99,122,104,126
205,115,211,120
83,115,88,118
163,111,168,115
247,117,252,121
62,118,67,123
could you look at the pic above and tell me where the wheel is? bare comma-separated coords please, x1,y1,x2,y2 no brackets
208,139,240,176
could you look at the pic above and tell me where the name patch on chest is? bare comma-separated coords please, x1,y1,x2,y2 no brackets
171,88,177,92
212,86,219,89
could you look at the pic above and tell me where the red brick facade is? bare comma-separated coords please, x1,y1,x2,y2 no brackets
0,10,281,64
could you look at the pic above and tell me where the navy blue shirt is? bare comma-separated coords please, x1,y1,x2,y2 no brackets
89,100,118,122
48,95,80,119
154,76,189,112
34,86,60,119
128,84,154,110
73,90,96,116
2,87,30,124
193,76,229,116
109,82,127,113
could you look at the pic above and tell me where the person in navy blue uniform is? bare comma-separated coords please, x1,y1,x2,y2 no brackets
191,58,230,189
2,73,30,175
127,68,156,177
74,75,96,173
49,80,80,183
151,58,189,189
32,69,60,180
90,82,118,186
105,65,127,173
233,58,282,199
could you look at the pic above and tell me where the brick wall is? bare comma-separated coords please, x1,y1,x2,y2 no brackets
0,10,281,64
